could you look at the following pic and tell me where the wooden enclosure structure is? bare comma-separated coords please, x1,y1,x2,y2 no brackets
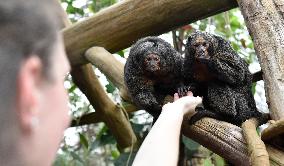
61,0,284,165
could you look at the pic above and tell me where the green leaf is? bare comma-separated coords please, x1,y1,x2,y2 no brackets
116,50,125,57
100,133,116,145
251,82,257,95
96,124,108,139
106,81,116,93
111,149,120,159
182,136,200,150
212,154,225,166
66,4,75,14
68,84,77,93
204,158,213,166
79,133,89,149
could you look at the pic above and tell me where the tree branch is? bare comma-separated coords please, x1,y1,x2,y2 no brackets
261,119,284,141
71,64,137,149
85,47,130,101
182,118,249,165
71,112,102,127
242,118,269,166
237,0,284,120
63,0,237,66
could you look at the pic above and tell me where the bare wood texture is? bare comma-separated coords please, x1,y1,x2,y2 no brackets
182,118,249,165
262,119,284,141
63,0,238,66
71,64,137,149
267,144,284,166
242,118,269,166
85,47,130,101
237,0,284,120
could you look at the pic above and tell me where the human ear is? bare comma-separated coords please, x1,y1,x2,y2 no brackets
16,56,43,133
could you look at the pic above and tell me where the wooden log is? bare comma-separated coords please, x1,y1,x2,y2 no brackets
71,112,102,127
267,144,284,166
262,119,284,141
85,47,130,101
63,0,238,66
71,64,137,149
237,0,284,120
182,118,249,165
242,118,269,166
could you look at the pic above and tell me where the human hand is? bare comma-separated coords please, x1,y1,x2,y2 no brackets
162,91,202,118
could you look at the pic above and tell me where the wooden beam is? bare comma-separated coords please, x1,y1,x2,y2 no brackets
63,0,238,66
237,0,284,120
71,64,137,149
85,47,130,101
71,112,102,127
242,118,269,166
182,118,249,165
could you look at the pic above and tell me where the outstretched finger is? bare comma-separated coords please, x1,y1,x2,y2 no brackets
174,93,179,101
186,91,193,96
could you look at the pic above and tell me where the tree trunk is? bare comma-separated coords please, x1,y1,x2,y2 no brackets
237,0,284,120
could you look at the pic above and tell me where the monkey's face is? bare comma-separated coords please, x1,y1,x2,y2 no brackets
144,53,161,72
186,32,216,64
129,36,178,77
191,36,210,62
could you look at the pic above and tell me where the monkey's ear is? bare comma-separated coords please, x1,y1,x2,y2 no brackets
213,35,233,49
186,35,193,47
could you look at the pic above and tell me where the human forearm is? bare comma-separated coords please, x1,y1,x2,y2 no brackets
133,93,202,166
132,109,184,166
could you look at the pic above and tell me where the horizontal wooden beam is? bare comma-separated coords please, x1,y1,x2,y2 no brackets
63,0,238,66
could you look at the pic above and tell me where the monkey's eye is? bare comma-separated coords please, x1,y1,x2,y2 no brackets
203,43,208,47
193,44,199,47
154,57,159,61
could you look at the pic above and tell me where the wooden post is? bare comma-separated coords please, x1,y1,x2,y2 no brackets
237,0,284,120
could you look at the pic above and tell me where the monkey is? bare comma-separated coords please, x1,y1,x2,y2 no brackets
182,31,267,126
124,36,183,121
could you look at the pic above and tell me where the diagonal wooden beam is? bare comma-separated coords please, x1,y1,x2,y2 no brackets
63,0,238,66
237,0,284,121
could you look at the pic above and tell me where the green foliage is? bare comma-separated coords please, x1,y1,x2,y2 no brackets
79,133,89,149
89,0,117,13
106,80,116,93
182,136,199,151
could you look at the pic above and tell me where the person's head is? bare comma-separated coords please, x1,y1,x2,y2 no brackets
0,0,71,165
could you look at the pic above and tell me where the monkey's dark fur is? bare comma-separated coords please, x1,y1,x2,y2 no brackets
183,31,267,126
124,36,183,119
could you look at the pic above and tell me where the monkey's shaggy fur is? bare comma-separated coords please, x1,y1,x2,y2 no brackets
124,36,183,119
183,31,267,126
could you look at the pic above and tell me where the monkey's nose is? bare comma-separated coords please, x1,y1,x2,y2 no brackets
196,51,206,58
